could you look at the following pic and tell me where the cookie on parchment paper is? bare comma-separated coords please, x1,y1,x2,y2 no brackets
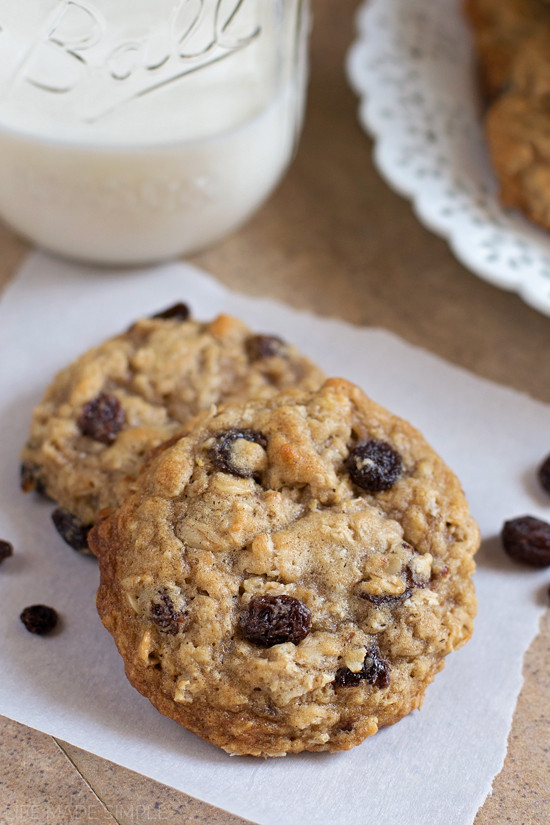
21,305,325,528
89,378,479,757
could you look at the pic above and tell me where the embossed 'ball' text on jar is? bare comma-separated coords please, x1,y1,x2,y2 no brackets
0,1,310,265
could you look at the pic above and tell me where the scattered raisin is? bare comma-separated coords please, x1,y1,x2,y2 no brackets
210,429,268,479
78,393,125,445
334,645,390,689
20,461,47,496
538,454,550,496
20,604,58,635
239,594,312,647
245,334,287,361
151,302,190,322
501,516,550,567
347,439,402,492
151,589,189,635
0,540,13,564
51,508,91,554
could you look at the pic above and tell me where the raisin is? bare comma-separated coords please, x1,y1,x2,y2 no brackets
210,429,268,479
363,646,391,688
151,302,190,322
0,540,13,564
20,604,58,635
334,667,363,687
245,334,287,361
239,594,312,647
501,516,550,567
538,454,550,495
20,461,47,496
78,393,125,445
359,591,408,607
151,589,189,635
51,508,91,554
334,645,390,689
347,439,402,492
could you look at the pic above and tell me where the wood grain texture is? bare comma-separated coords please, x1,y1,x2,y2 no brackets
0,0,548,822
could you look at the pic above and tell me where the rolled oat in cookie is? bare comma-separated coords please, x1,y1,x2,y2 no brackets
89,378,479,757
20,308,324,527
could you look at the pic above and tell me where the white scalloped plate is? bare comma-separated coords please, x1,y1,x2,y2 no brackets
346,0,550,317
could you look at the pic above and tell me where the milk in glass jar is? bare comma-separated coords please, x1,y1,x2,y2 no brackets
0,1,310,264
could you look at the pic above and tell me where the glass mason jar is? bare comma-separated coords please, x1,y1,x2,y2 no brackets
0,1,310,265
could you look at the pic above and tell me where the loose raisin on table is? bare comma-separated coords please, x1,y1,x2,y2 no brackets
51,508,91,553
210,428,268,479
239,594,312,647
245,334,287,361
0,540,13,564
151,589,189,635
538,454,550,495
501,516,550,567
20,461,47,496
78,393,125,445
334,645,390,689
347,439,402,492
20,604,58,635
151,302,190,322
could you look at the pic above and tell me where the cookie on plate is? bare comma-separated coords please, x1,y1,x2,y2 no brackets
21,305,325,529
89,378,479,757
485,34,550,229
463,0,550,101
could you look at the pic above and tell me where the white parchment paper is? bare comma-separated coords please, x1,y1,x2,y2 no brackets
1,252,549,825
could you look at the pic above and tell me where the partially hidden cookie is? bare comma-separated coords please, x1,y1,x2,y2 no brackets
89,378,479,757
21,307,325,527
463,0,550,101
485,33,550,229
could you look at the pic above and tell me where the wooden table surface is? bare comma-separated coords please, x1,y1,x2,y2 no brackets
1,1,549,823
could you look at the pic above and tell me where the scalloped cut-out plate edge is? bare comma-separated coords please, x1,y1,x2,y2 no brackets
346,0,550,317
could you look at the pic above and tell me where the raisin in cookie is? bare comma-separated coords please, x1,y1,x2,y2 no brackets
21,306,324,529
89,378,479,757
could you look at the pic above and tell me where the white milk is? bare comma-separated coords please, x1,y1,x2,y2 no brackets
0,83,300,264
0,0,308,264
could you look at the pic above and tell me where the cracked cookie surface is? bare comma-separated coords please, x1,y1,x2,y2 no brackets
90,378,479,757
21,310,324,527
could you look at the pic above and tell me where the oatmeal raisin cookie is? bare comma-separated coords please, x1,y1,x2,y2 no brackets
90,378,479,757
